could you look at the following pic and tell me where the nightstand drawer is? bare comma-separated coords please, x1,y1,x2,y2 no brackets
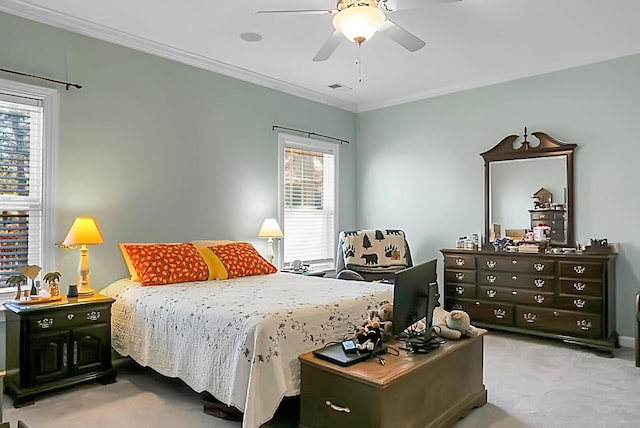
26,303,111,332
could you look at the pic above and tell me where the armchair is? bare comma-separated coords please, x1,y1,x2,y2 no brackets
335,229,413,282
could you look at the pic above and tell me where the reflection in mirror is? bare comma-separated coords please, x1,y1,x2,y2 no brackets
489,156,566,232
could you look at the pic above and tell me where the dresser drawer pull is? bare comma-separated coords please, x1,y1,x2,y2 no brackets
37,318,54,329
534,279,545,288
534,295,545,304
487,289,497,298
325,400,351,414
511,260,518,265
454,303,465,309
455,286,465,295
573,282,586,291
63,343,68,367
486,260,496,268
86,311,101,321
511,275,518,281
455,272,465,281
523,313,537,323
573,265,586,274
455,258,465,266
533,263,545,271
554,311,559,316
577,320,592,331
487,275,496,283
73,342,78,365
511,290,518,295
67,314,74,321
493,309,506,319
573,299,586,308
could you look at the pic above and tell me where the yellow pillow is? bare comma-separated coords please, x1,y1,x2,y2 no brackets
191,240,234,280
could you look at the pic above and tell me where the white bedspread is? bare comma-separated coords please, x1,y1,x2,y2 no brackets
101,273,393,428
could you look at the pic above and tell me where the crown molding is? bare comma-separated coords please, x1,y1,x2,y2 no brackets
0,1,358,112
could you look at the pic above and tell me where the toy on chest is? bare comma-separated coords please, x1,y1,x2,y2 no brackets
432,307,479,340
368,300,393,341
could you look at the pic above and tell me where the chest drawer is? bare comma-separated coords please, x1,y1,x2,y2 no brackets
530,210,565,221
445,283,476,299
446,298,514,325
555,295,602,313
478,286,554,306
559,278,603,297
515,307,602,339
444,269,474,284
444,254,476,269
477,256,554,274
478,271,554,290
25,304,111,333
559,261,603,279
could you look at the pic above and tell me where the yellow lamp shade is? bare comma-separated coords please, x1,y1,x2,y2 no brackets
62,217,104,246
258,218,283,239
333,5,385,44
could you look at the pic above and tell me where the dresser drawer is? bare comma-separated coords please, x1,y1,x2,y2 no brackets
478,271,554,291
446,298,514,325
445,283,476,299
555,295,602,313
478,286,554,306
515,307,602,339
559,278,603,297
25,304,111,333
444,269,474,284
559,261,603,279
530,210,565,221
477,256,554,274
444,254,476,269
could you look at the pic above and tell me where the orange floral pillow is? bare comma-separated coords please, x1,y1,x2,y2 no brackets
206,242,277,279
123,243,209,286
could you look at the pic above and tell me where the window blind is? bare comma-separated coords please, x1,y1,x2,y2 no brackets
0,94,43,286
282,144,336,267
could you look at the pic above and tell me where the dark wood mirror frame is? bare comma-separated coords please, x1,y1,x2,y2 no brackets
481,130,577,247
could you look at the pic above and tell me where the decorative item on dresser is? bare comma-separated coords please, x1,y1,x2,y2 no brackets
3,294,117,407
441,249,618,354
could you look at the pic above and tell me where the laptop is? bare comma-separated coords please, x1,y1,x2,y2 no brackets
312,342,387,367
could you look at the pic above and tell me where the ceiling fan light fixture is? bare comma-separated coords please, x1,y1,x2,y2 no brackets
332,5,385,44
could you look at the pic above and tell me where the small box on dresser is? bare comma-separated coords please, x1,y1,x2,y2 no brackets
441,248,618,354
3,294,117,407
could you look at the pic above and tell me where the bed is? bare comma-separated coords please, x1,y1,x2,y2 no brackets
101,272,393,428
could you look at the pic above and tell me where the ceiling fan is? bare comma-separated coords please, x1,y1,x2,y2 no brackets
257,0,446,62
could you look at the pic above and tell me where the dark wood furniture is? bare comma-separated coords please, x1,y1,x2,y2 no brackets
636,291,640,367
441,249,618,354
298,334,487,428
529,208,566,244
3,294,117,407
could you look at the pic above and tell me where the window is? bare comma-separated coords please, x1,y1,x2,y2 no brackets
0,78,57,296
278,133,338,269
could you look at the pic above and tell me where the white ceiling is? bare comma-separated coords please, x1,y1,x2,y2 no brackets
2,0,640,112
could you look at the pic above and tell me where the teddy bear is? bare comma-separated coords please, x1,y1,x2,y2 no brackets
432,307,479,340
368,300,393,341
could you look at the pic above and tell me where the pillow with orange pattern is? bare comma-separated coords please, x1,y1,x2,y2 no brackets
204,242,277,279
122,243,209,286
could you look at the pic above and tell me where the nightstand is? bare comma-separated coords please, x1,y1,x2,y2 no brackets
3,294,117,407
281,269,328,277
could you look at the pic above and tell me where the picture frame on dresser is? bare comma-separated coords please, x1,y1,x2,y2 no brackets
441,129,618,355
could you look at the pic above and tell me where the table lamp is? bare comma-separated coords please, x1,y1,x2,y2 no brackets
258,218,283,264
62,216,104,296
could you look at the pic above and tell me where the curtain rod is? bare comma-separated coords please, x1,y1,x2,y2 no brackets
0,68,82,90
272,125,350,144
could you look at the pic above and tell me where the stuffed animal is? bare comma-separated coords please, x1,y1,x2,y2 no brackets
432,307,479,340
354,318,382,351
369,301,393,341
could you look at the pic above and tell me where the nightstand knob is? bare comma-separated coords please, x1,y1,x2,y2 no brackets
86,311,101,321
37,318,54,329
67,314,75,321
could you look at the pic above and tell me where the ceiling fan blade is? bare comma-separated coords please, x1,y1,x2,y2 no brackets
379,18,426,52
256,9,333,15
312,31,343,62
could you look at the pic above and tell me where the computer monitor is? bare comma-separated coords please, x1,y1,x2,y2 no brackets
391,259,440,352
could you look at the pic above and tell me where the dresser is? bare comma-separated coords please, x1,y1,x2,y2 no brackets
529,208,566,244
441,249,617,354
4,295,117,406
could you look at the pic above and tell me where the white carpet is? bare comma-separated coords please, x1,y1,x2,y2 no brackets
3,332,640,428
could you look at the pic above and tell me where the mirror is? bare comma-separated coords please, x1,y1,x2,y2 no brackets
481,130,576,247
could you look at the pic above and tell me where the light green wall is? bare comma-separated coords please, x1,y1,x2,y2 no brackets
356,54,640,338
0,12,357,293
